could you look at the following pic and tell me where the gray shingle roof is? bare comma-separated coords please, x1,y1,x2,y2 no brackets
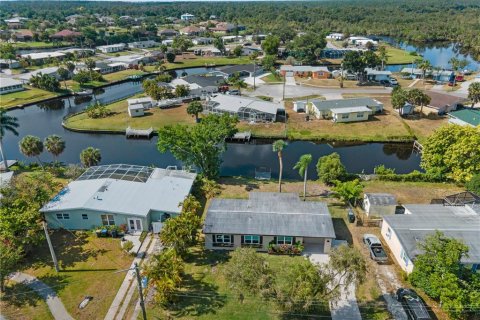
216,64,256,75
385,204,480,264
203,192,336,238
365,193,397,206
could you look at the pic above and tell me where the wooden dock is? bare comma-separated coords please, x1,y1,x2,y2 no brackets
413,140,423,154
125,127,153,139
231,131,252,142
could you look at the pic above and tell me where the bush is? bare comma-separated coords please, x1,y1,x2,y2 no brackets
86,102,112,119
63,164,85,179
268,241,304,255
374,164,395,175
166,52,175,63
465,174,480,195
376,170,442,182
123,240,134,253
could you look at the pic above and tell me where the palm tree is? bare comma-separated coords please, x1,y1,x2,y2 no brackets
186,101,203,123
19,135,44,168
80,147,101,167
272,140,287,193
378,46,388,70
418,60,432,84
468,82,480,107
44,135,66,163
293,154,312,201
0,111,19,172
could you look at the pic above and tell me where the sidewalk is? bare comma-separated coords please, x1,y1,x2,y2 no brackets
9,272,74,320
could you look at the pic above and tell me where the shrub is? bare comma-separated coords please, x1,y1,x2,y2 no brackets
374,164,395,175
465,174,480,195
123,240,134,253
86,102,112,119
268,241,304,255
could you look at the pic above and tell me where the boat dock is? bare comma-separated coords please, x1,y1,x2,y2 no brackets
125,126,153,139
413,140,423,154
231,131,252,142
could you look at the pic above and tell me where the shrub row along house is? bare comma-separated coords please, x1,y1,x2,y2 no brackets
41,164,196,233
203,192,336,253
294,97,384,123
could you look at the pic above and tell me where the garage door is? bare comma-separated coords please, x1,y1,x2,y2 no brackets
303,238,325,252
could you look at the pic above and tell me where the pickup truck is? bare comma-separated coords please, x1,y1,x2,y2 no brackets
363,234,388,263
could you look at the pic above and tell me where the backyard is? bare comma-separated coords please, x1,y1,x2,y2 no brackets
0,86,61,109
1,231,134,320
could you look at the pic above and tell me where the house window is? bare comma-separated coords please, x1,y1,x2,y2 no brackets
341,114,349,119
386,227,392,240
82,214,88,220
242,235,261,245
101,214,115,226
56,213,70,220
213,234,233,244
401,249,409,266
356,113,364,118
276,236,293,245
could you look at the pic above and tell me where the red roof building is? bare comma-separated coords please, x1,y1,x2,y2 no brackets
51,29,82,39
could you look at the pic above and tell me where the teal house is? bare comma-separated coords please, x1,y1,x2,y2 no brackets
41,164,196,233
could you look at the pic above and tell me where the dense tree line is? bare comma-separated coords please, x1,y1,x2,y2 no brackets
1,1,479,58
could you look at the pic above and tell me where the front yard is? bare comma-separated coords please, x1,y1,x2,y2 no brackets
2,231,134,320
0,86,61,109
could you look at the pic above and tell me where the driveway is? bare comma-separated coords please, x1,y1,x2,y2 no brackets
376,265,409,320
304,249,362,320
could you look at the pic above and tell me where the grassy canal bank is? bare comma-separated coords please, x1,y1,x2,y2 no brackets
62,92,437,142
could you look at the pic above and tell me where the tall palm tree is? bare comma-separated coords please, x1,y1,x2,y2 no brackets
0,111,19,172
19,135,44,168
44,135,66,164
418,60,432,84
293,154,312,201
80,147,101,167
272,140,287,193
378,46,388,71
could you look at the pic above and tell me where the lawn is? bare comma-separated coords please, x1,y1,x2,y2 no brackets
102,69,146,82
0,282,53,320
261,73,283,84
145,246,329,320
401,113,448,144
382,44,422,65
297,78,367,88
18,231,134,320
11,41,69,49
0,86,60,109
164,56,251,69
64,94,196,132
286,97,414,142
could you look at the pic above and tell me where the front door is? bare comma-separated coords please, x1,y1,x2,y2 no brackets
128,218,143,232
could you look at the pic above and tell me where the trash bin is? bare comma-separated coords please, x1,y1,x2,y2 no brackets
348,210,356,223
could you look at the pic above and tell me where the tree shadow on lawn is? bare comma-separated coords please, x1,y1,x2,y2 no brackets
185,247,230,268
166,273,226,318
22,230,107,270
1,282,46,309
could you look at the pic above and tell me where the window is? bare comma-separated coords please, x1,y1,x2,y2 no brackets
101,214,115,226
401,249,409,266
56,213,70,220
243,235,261,244
82,214,88,220
356,113,364,118
276,236,293,245
386,227,392,240
341,114,349,119
214,234,233,244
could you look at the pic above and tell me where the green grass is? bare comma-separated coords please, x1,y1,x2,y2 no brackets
20,231,134,320
261,73,283,83
0,282,54,320
383,44,422,65
0,86,60,109
146,246,329,319
164,56,251,69
12,41,69,49
102,69,146,82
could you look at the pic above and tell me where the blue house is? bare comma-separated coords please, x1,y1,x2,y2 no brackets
41,164,196,233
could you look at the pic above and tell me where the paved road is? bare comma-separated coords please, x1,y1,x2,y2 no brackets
247,83,391,102
9,272,74,320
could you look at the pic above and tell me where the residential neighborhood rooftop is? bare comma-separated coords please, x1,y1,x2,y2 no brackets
203,192,336,238
449,109,480,127
207,94,284,115
310,97,382,111
365,193,397,206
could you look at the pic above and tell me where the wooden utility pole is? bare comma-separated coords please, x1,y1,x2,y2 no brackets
135,263,147,320
43,221,59,272
282,72,286,100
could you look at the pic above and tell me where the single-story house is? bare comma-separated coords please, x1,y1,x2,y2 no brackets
41,164,197,233
308,97,383,120
127,97,155,108
448,109,480,127
128,40,158,49
197,47,222,57
97,43,126,53
210,22,245,34
425,91,463,115
331,106,372,123
20,51,66,63
381,204,480,273
51,29,82,40
0,78,24,95
12,29,34,41
180,13,195,21
365,68,392,82
215,64,263,78
203,192,336,253
4,17,28,29
128,104,145,117
15,67,60,83
180,26,204,36
326,33,345,41
221,35,244,43
192,37,214,45
241,46,262,56
158,29,179,38
106,54,151,66
205,94,284,123
279,65,331,79
348,36,378,47
400,67,431,79
172,74,225,93
432,70,455,83
0,59,20,69
363,193,397,217
161,39,174,46
75,61,125,75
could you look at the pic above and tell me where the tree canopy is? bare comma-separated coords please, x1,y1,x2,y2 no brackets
316,152,347,185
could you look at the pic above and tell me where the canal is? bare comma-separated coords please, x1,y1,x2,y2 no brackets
4,80,421,180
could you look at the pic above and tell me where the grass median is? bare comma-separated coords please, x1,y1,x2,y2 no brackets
0,86,61,109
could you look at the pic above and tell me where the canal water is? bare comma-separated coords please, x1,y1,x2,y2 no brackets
4,80,421,180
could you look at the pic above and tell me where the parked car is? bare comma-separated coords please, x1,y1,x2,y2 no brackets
348,209,355,223
396,288,432,320
363,234,388,263
227,90,240,95
389,78,399,86
455,75,465,82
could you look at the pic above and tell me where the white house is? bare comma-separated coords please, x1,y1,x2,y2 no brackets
97,43,126,53
127,97,155,108
41,164,197,233
331,106,371,123
106,54,150,66
365,68,392,82
128,40,158,49
307,98,383,120
381,204,480,273
128,104,145,117
20,51,66,63
326,33,345,41
16,67,60,83
180,13,195,21
363,193,397,217
0,78,24,95
348,36,378,47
